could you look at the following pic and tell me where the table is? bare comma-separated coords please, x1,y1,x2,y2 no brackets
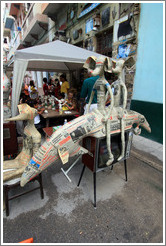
43,126,54,138
41,109,80,127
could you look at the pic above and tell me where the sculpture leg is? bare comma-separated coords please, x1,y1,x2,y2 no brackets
87,90,95,113
106,119,114,166
118,118,125,161
3,166,26,182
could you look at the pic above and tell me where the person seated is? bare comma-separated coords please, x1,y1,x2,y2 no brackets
28,80,38,100
19,92,30,104
27,100,45,133
62,91,77,111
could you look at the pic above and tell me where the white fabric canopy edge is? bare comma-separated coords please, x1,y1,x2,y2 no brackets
12,59,28,116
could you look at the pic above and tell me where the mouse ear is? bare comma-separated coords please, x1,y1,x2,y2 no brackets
104,57,112,73
83,56,97,70
124,56,135,69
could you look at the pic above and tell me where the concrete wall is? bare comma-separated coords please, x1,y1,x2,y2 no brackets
132,3,163,104
131,3,163,143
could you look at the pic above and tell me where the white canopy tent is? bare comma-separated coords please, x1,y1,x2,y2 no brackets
9,40,104,116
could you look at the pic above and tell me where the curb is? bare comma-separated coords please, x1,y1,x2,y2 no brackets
131,150,163,172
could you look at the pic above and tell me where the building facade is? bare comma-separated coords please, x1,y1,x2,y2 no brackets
3,3,163,142
3,3,140,89
130,3,163,144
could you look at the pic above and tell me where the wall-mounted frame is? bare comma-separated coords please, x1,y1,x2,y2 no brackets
113,14,135,43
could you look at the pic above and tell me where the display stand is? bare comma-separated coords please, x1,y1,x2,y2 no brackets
3,173,44,216
77,130,133,208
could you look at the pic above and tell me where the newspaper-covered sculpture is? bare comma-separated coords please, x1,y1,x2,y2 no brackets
3,72,11,122
111,59,127,161
20,56,151,187
3,104,41,182
20,110,151,187
83,56,114,165
84,56,136,162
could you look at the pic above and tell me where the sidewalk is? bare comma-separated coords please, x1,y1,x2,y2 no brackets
3,135,163,244
132,135,163,162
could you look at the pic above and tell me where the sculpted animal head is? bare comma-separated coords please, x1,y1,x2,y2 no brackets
137,113,151,133
83,56,112,77
83,56,135,79
111,56,135,76
112,59,125,74
6,103,37,121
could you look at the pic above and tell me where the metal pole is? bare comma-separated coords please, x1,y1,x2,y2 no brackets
124,159,127,181
61,156,82,182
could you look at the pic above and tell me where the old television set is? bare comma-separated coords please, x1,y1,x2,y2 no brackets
82,130,133,172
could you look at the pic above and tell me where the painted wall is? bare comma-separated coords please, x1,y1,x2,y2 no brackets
131,3,163,143
132,3,163,103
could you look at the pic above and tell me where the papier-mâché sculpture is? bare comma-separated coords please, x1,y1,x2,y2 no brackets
3,104,41,182
20,56,151,187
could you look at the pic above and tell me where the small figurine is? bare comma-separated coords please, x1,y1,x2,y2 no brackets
51,97,56,110
53,96,65,114
44,96,48,109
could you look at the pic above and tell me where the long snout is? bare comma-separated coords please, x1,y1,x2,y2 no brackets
140,118,151,133
6,113,28,122
135,113,151,133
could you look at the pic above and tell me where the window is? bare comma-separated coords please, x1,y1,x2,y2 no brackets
4,38,8,44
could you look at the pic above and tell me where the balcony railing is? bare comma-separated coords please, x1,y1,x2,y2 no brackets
7,3,34,60
7,32,22,60
22,5,34,38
